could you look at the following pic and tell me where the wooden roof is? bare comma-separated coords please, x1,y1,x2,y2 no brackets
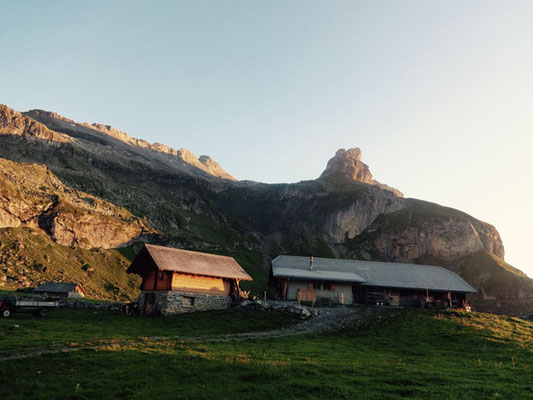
127,244,253,281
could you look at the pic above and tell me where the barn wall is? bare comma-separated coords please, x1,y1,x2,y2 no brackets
171,273,230,295
141,269,171,291
286,280,354,304
141,269,156,290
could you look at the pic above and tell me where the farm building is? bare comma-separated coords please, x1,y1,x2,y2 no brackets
271,255,476,308
34,282,86,298
127,244,252,315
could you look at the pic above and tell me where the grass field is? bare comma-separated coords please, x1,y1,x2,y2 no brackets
0,309,532,399
0,309,301,351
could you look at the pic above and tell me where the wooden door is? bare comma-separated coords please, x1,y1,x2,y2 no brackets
144,293,154,315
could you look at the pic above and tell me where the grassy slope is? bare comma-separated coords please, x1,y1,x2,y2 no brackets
0,309,301,351
0,228,140,300
0,310,531,399
449,252,533,315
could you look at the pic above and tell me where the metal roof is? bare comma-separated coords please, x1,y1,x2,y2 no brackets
35,282,81,293
129,244,252,281
273,267,366,283
272,255,476,293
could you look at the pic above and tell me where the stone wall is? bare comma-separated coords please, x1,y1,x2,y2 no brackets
139,290,232,315
60,299,123,311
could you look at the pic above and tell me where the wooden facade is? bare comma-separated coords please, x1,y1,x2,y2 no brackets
171,273,231,296
275,278,469,309
139,269,233,296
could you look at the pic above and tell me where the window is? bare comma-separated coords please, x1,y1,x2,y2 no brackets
312,281,320,290
158,270,165,280
323,282,332,291
182,296,195,307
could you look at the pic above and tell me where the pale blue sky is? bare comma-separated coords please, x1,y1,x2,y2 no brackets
1,1,532,276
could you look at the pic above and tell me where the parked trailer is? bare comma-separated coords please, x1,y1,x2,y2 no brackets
0,296,59,317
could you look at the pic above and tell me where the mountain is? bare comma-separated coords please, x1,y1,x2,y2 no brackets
0,104,531,314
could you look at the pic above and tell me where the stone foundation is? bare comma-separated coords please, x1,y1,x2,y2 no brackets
138,291,232,315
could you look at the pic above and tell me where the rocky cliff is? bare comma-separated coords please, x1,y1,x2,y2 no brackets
348,199,504,261
0,158,148,248
0,104,530,313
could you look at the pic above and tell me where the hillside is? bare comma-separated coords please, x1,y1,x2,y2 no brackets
0,157,148,249
0,309,532,399
0,228,140,299
0,103,531,313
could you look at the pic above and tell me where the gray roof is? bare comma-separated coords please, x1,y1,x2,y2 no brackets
272,255,476,293
273,267,366,283
35,282,81,294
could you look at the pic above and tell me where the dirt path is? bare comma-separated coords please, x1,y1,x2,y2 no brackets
0,306,383,362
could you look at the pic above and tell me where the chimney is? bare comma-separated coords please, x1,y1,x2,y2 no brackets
309,255,314,270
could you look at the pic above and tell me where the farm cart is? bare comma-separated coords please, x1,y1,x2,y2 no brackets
0,296,59,318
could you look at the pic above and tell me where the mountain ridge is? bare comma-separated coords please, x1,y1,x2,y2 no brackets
22,107,236,180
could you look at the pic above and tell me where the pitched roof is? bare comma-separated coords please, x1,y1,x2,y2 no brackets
272,255,476,293
273,267,366,283
129,244,252,281
35,282,81,293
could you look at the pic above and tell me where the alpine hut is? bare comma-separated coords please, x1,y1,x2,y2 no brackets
271,255,476,308
127,244,252,315
34,282,86,299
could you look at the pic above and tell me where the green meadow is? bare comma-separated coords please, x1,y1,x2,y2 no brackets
0,309,532,399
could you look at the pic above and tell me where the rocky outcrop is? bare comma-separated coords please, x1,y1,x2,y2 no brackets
0,158,148,248
321,148,373,183
87,123,153,149
0,105,69,142
24,109,77,124
199,155,235,181
322,187,405,242
320,148,403,197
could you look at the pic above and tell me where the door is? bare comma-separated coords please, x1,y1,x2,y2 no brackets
144,292,155,315
352,284,364,304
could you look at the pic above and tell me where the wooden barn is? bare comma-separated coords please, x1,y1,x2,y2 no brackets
127,244,252,315
271,255,476,308
34,282,86,299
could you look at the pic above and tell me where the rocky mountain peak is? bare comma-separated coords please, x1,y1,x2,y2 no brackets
321,148,373,183
25,109,76,124
199,155,235,181
1,105,70,143
176,149,236,181
321,147,403,197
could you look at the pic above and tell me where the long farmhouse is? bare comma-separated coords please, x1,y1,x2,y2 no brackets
271,255,476,308
127,244,252,315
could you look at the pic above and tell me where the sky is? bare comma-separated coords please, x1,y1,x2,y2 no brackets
1,1,532,276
